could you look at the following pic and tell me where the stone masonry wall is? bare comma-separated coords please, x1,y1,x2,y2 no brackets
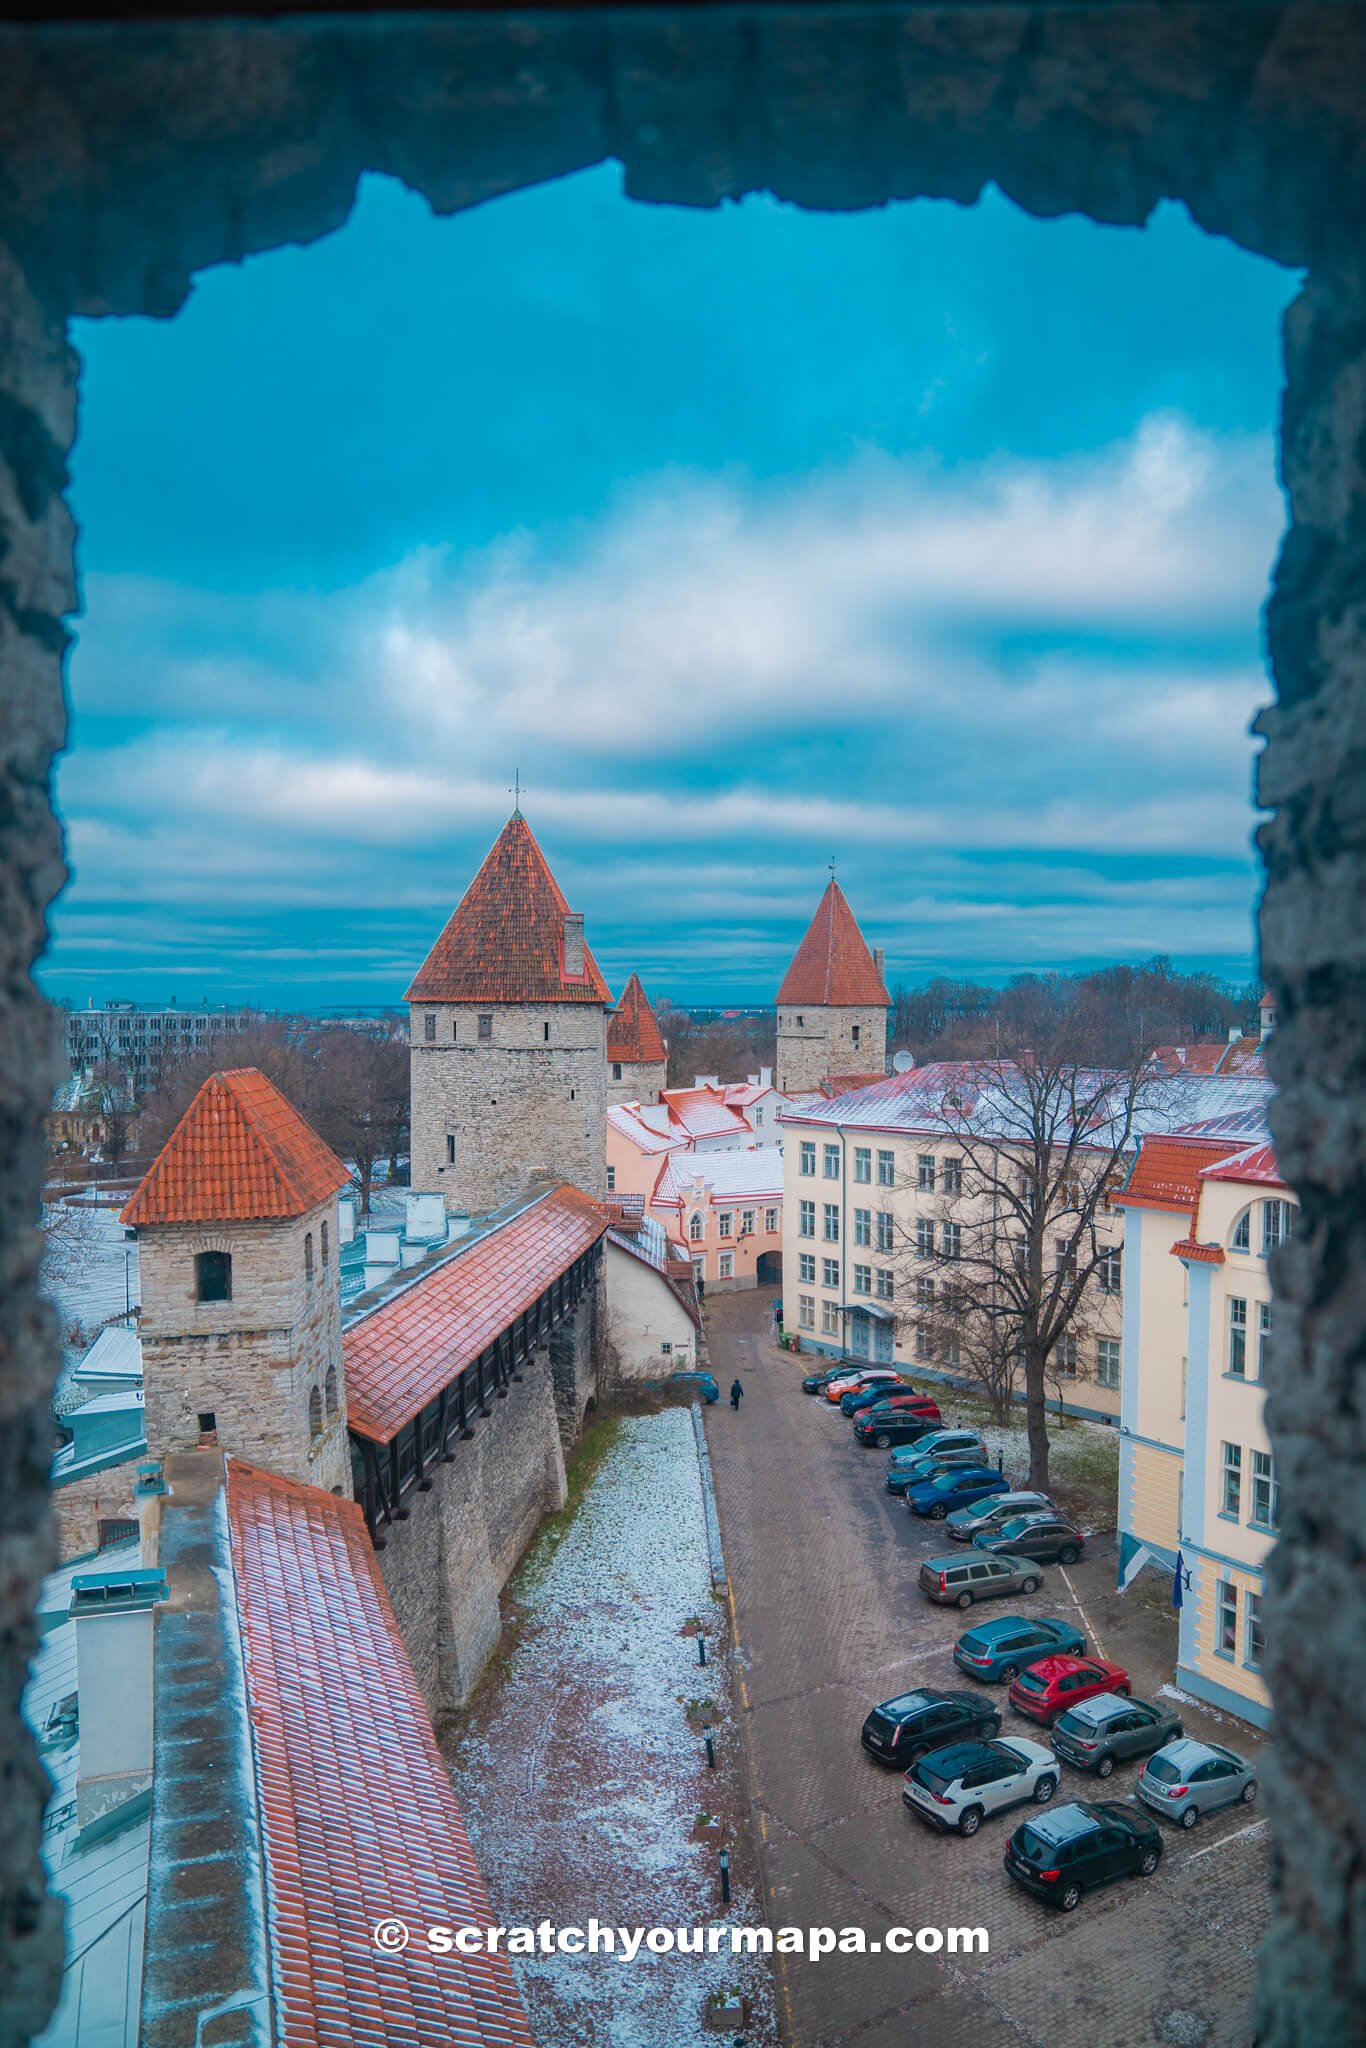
409,1000,608,1214
776,1004,887,1095
50,1464,140,1566
4,8,1366,2039
607,1058,667,1108
138,1197,349,1497
546,1275,602,1446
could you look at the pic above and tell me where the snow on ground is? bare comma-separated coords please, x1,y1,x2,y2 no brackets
450,1409,778,2048
40,1200,140,1411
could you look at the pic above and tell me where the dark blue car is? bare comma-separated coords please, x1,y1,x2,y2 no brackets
906,1469,1011,1520
952,1615,1087,1684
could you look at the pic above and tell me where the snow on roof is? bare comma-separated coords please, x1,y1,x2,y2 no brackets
607,1104,686,1155
73,1324,143,1383
1199,1141,1287,1189
24,1541,150,2048
653,1151,784,1204
225,1461,535,2048
661,1088,753,1140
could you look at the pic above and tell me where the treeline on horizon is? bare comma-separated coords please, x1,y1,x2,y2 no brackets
659,957,1260,1087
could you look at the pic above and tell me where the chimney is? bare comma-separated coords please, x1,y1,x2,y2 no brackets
564,912,585,977
1259,991,1276,1043
1228,1026,1241,1044
70,1564,167,1835
873,947,885,980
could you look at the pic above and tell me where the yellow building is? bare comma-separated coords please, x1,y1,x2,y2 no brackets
1116,1125,1288,1729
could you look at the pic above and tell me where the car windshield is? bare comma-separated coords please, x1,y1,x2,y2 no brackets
1054,1711,1090,1736
911,1757,960,1794
883,1691,933,1714
958,1631,991,1654
995,1518,1039,1539
1145,1754,1183,1783
1014,1825,1055,1863
1014,1669,1047,1692
931,1470,971,1490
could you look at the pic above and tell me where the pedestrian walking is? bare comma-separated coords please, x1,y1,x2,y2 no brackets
730,1377,744,1411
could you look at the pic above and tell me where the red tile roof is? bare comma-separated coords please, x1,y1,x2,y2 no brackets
405,813,610,1005
1200,1141,1288,1189
820,1070,889,1096
607,973,667,1063
225,1459,535,2048
1114,1136,1240,1216
121,1068,349,1227
777,881,889,1007
344,1186,610,1443
1170,1237,1226,1264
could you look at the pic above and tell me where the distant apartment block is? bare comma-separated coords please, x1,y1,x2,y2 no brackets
62,999,256,1080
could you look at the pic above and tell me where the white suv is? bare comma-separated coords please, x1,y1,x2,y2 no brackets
902,1737,1059,1836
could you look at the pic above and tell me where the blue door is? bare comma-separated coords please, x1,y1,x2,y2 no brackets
850,1312,870,1358
873,1318,895,1364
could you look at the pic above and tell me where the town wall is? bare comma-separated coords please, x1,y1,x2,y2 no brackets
51,1465,141,1564
776,1004,886,1095
409,1000,608,1214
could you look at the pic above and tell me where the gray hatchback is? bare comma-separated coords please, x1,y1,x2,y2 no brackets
1136,1737,1258,1828
920,1552,1045,1609
1050,1692,1183,1777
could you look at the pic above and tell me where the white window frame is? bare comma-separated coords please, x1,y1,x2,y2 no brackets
823,1204,840,1243
876,1268,894,1302
1251,1450,1278,1530
798,1253,815,1284
876,1149,895,1187
1097,1337,1121,1389
853,1264,872,1296
798,1294,815,1330
718,1251,734,1280
822,1257,840,1290
799,1141,816,1177
854,1147,872,1184
941,1221,962,1262
1228,1296,1247,1377
798,1200,815,1238
1216,1579,1238,1658
1221,1442,1242,1517
917,1154,936,1192
823,1144,841,1179
915,1218,935,1259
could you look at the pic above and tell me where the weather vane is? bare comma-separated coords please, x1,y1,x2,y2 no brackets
829,855,837,881
510,769,523,813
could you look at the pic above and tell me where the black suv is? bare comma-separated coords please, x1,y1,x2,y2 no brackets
1004,1800,1163,1911
973,1513,1087,1566
860,1687,1001,1766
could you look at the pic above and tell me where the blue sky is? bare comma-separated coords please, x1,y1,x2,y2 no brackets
50,165,1298,1010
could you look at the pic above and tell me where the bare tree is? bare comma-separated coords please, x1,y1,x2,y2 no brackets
309,1024,408,1216
896,1044,1166,1491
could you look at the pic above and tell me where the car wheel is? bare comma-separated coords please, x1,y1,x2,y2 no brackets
930,1503,948,1520
997,1664,1018,1684
1241,1780,1258,1805
1180,1805,1199,1830
958,1806,983,1837
956,1591,974,1610
876,1433,891,1450
1058,1547,1080,1566
1034,1776,1057,1804
1058,1884,1082,1913
1020,1577,1039,1596
1138,1849,1159,1877
1114,1684,1131,1697
1095,1755,1115,1779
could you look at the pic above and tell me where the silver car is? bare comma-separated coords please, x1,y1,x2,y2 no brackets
903,1736,1059,1835
945,1491,1054,1543
1136,1737,1258,1828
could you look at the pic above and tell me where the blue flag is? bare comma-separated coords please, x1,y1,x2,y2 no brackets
1172,1550,1186,1610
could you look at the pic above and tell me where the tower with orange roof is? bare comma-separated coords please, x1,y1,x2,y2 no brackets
775,880,890,1095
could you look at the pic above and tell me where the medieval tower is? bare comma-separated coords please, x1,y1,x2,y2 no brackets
407,810,611,1213
606,972,668,1105
123,1067,353,1495
775,880,890,1095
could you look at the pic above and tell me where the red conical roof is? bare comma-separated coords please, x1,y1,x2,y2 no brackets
121,1068,350,1226
607,973,667,1064
405,813,611,1005
777,881,889,1007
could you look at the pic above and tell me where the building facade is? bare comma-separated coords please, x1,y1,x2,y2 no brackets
407,811,611,1214
651,1152,783,1294
62,1000,257,1082
1115,1127,1287,1728
774,879,889,1095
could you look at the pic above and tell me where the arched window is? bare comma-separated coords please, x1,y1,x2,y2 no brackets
304,1231,314,1281
1230,1207,1252,1252
195,1250,231,1302
689,1212,705,1242
321,1220,329,1268
324,1364,338,1418
308,1386,323,1438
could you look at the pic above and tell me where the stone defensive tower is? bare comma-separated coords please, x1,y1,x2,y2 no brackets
122,1067,352,1495
407,811,611,1213
775,880,890,1095
607,972,668,1105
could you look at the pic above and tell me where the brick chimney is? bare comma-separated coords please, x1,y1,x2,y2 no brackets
873,946,885,979
564,912,585,977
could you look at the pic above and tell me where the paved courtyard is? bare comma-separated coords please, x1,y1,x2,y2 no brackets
703,1287,1270,2048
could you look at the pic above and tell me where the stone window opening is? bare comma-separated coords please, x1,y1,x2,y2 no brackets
304,1230,314,1282
424,1012,436,1041
308,1386,323,1440
325,1364,338,1419
195,1249,231,1303
321,1220,329,1268
446,1134,456,1165
612,1061,622,1079
478,1014,493,1040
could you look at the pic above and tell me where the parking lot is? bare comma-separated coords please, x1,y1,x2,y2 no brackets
703,1288,1270,2048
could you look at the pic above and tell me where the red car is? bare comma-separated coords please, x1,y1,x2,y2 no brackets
1007,1655,1131,1726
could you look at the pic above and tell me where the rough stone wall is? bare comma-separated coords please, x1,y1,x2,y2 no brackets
138,1197,349,1497
546,1273,603,1445
607,1057,666,1107
409,999,608,1214
775,1003,886,1095
376,1352,567,1726
2,6,1366,2039
50,1464,141,1565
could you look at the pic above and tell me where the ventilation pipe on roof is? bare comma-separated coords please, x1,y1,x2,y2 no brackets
564,912,585,977
71,1566,166,1836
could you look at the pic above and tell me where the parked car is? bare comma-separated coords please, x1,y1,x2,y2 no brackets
920,1552,1046,1608
1136,1738,1258,1828
841,1382,929,1416
860,1687,1001,1766
857,1409,948,1450
825,1368,898,1404
887,1427,981,1468
952,1615,1087,1684
906,1469,1011,1520
1007,1655,1132,1726
946,1492,1054,1543
641,1370,719,1403
802,1366,853,1394
1051,1693,1183,1777
973,1512,1086,1566
885,1436,990,1494
903,1737,1059,1836
1004,1800,1163,1911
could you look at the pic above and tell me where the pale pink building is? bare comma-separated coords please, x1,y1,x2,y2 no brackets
650,1151,784,1294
